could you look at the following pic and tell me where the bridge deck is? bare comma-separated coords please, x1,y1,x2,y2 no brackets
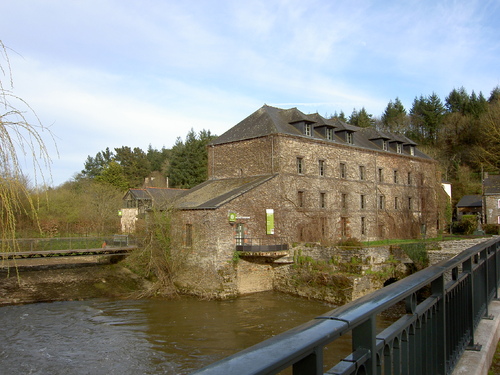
0,246,137,260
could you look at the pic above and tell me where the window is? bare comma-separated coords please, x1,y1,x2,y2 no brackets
360,195,366,209
320,192,326,208
341,193,347,209
346,132,353,144
378,168,383,183
379,195,385,210
408,172,412,185
185,224,193,247
359,165,365,180
341,217,348,237
410,146,415,156
393,170,398,184
319,160,325,176
297,157,303,174
340,163,346,179
382,141,388,151
396,143,402,154
361,217,366,235
304,123,312,136
326,128,334,140
408,197,412,210
298,191,304,207
395,197,399,210
497,199,500,209
498,216,500,225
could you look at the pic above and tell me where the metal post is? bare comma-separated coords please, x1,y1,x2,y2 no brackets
431,275,446,375
293,347,323,375
352,315,376,375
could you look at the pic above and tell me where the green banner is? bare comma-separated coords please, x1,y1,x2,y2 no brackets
266,209,274,235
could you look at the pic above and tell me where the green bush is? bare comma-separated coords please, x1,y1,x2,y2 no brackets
483,224,500,235
400,242,429,270
453,215,478,235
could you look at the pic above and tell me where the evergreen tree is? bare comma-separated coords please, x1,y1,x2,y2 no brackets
409,93,445,145
82,147,114,178
445,87,469,113
381,97,407,133
95,161,129,191
114,146,151,188
167,129,216,189
147,144,170,173
348,107,374,128
488,86,500,103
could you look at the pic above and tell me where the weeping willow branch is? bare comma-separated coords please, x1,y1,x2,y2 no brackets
0,40,56,257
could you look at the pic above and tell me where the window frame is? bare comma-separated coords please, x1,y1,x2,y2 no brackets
297,157,304,174
340,162,346,179
359,165,366,181
319,159,325,177
297,190,304,208
304,123,312,136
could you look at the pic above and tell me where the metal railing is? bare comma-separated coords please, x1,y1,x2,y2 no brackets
235,237,289,252
0,236,138,253
194,236,500,375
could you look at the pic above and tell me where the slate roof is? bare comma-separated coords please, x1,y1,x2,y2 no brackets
124,187,185,206
210,105,428,158
172,175,276,210
484,175,500,195
456,195,482,208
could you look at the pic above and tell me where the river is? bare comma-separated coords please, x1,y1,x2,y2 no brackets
0,292,353,375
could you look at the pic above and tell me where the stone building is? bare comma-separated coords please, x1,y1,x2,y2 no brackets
121,187,185,233
456,195,483,221
168,105,444,284
483,174,500,225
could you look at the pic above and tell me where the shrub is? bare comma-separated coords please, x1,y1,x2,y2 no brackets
453,215,478,235
337,237,363,247
483,224,500,235
400,242,429,271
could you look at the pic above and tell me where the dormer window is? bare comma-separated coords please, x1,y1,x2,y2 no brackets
382,141,388,151
326,127,334,140
410,146,415,156
304,123,312,136
396,143,402,154
346,132,353,144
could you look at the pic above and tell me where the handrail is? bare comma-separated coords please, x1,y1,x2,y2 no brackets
193,236,500,375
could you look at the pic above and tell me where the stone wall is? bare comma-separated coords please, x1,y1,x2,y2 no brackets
208,133,444,244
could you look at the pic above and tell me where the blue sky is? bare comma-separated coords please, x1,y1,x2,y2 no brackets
2,0,499,186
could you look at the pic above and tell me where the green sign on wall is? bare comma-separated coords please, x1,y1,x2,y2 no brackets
266,209,274,235
228,212,237,222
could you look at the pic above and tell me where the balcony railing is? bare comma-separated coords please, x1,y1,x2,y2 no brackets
235,237,289,252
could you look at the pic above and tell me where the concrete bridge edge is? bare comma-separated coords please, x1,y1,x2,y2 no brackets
453,293,500,375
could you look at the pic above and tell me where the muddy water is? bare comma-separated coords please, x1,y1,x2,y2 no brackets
0,292,357,375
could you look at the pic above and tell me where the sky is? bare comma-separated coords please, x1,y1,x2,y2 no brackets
1,0,499,187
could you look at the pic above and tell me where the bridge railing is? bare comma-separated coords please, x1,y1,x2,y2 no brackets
0,236,139,253
193,236,500,375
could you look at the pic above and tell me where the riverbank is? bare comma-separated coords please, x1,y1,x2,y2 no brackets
0,262,149,306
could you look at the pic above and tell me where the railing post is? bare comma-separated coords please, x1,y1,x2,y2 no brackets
292,347,323,375
431,275,446,375
352,315,376,374
463,258,477,348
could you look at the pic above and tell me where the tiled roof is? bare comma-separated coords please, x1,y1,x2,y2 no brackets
210,105,428,158
172,175,276,210
484,175,500,195
124,187,185,207
456,195,482,208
